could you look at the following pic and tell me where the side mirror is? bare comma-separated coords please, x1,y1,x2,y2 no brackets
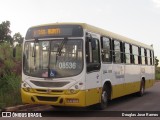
13,47,16,58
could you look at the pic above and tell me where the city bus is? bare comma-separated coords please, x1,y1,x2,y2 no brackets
21,23,155,109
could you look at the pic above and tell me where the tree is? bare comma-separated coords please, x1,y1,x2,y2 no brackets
155,57,159,67
0,21,12,43
13,32,24,45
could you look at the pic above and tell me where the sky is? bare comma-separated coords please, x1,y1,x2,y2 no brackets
0,0,160,63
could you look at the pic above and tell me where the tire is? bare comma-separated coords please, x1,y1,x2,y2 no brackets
96,85,109,110
137,80,145,97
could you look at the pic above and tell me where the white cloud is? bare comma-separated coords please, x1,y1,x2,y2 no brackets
152,0,160,8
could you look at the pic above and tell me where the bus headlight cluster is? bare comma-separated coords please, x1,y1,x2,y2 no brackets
69,89,78,94
66,82,83,94
22,81,33,92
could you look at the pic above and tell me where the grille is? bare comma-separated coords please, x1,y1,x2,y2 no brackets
30,81,69,87
36,89,63,93
36,96,58,102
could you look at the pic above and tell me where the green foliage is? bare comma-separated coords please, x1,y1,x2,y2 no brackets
0,20,23,109
0,43,16,74
0,43,22,108
13,32,24,45
155,67,160,80
0,74,21,108
155,57,159,67
156,74,160,80
0,21,13,44
15,45,22,61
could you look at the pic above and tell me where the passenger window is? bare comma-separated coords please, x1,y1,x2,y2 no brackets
144,49,148,65
141,48,145,65
147,49,150,65
132,45,139,64
124,43,131,64
113,40,121,63
101,37,112,62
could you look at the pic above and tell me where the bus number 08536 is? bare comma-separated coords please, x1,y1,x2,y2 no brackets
58,62,76,69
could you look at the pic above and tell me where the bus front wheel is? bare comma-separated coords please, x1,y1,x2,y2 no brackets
96,85,109,110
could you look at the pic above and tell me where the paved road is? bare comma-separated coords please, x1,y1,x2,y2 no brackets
106,81,160,111
1,82,160,120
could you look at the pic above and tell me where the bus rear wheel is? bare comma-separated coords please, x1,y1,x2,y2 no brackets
137,80,145,97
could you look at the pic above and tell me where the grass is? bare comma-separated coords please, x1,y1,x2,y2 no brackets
0,73,22,109
156,67,160,80
0,43,22,109
156,73,160,80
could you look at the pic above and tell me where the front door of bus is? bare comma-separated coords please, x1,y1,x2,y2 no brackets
85,33,101,106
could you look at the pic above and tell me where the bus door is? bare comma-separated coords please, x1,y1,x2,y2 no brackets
85,33,101,106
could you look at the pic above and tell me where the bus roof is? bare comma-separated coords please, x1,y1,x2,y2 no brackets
31,22,153,50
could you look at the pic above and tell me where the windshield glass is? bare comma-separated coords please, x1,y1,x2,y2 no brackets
23,39,83,78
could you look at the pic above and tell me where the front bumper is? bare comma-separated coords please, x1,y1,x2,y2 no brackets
21,88,86,107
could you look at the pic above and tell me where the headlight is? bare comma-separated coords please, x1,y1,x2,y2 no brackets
65,82,83,94
21,81,33,92
65,89,79,94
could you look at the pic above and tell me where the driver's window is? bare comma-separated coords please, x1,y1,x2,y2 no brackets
86,37,100,72
92,38,100,63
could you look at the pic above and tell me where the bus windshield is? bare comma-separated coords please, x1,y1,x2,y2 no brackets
23,39,83,78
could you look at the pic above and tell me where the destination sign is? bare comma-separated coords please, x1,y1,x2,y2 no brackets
25,25,83,39
33,28,61,36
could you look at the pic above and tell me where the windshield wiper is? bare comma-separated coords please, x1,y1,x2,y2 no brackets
57,37,68,56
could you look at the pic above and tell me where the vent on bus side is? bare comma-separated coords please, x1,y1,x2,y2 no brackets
30,81,69,87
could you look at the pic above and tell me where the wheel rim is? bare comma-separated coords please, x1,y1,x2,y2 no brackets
141,82,144,94
102,91,107,103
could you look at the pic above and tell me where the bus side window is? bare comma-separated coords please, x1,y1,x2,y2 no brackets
86,36,100,72
147,49,151,65
141,48,145,65
113,40,121,63
150,50,152,65
92,38,100,63
124,43,131,64
132,45,139,64
144,49,148,65
101,37,112,63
